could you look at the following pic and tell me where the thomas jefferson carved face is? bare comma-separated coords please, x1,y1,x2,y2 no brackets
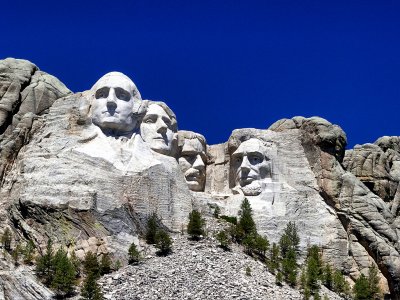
178,136,206,192
140,103,177,156
232,138,271,196
91,72,140,135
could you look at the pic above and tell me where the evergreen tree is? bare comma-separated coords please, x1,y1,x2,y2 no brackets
238,198,256,237
145,213,158,244
83,251,100,279
1,228,12,251
215,230,231,250
254,234,269,257
332,269,350,296
368,264,381,300
51,248,76,297
353,274,370,300
155,230,172,256
80,273,104,300
70,250,81,278
268,242,280,274
187,209,205,240
113,260,122,271
36,239,55,286
99,253,111,275
279,221,300,257
276,271,283,286
314,293,321,300
23,240,36,264
323,264,333,290
128,242,141,264
282,248,297,286
306,245,322,294
12,243,22,265
300,267,307,290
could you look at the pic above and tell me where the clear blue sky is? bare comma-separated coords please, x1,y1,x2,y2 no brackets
1,0,399,148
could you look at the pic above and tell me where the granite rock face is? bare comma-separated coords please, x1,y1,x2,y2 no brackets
1,59,400,299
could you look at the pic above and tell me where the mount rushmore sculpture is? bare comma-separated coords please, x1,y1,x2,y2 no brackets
0,58,399,298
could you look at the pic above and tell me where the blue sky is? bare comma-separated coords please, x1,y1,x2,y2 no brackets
1,0,399,148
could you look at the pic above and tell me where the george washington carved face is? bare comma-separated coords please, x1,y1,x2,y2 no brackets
91,72,141,135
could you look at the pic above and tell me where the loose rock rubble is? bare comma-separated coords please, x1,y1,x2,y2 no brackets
98,217,343,300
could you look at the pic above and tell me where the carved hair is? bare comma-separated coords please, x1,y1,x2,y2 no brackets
177,130,206,150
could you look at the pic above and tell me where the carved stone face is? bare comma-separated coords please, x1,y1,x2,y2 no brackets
140,104,176,155
232,138,271,196
91,73,139,134
179,138,206,192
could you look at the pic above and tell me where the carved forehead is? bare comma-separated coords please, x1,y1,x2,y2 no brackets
146,103,170,117
233,138,267,155
181,138,205,153
91,72,141,99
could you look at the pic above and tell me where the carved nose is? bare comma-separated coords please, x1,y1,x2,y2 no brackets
193,155,205,170
156,119,167,133
107,89,117,109
240,156,251,171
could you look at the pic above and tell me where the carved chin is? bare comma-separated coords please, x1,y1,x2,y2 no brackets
240,181,262,196
185,178,205,192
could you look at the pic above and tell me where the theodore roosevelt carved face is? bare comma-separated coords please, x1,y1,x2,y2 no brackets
178,131,207,192
91,72,141,135
140,102,177,156
231,138,272,196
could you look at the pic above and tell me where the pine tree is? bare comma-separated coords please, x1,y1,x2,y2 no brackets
83,251,100,279
332,269,350,296
145,213,158,244
323,264,333,290
36,239,55,286
254,234,269,257
12,242,22,265
282,248,297,286
80,273,104,300
99,253,111,275
1,228,12,251
51,248,76,297
276,271,283,286
155,230,172,256
306,245,322,294
279,222,300,287
70,250,81,277
23,240,36,264
353,274,370,300
215,230,231,250
238,198,256,238
187,209,205,240
368,264,381,300
269,242,280,274
128,242,141,264
279,221,300,257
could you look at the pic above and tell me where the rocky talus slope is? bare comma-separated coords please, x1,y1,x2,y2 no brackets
98,217,342,300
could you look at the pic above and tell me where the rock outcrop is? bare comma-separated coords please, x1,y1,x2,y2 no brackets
0,59,399,299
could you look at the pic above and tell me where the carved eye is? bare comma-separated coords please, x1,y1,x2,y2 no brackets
95,87,109,99
115,88,131,101
164,118,171,126
249,154,263,164
144,116,156,124
182,155,195,163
